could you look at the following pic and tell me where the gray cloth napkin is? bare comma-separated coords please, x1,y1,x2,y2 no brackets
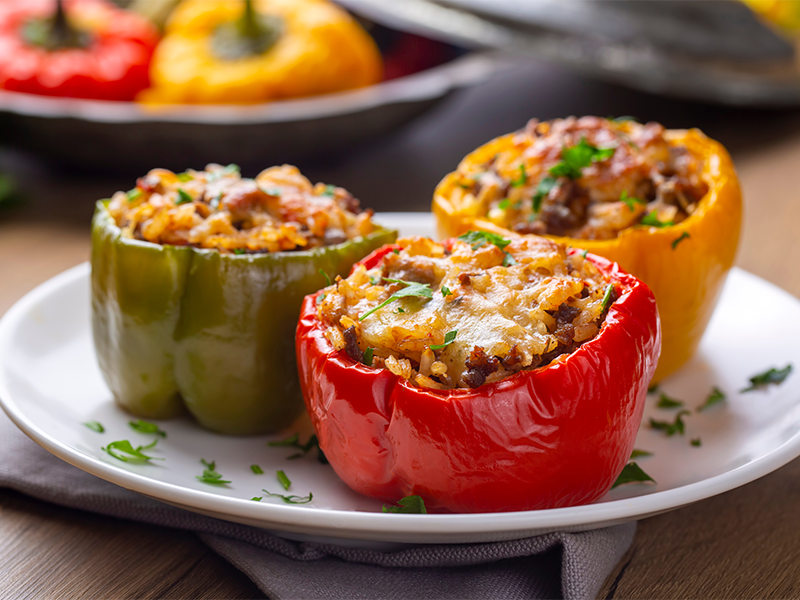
0,409,634,600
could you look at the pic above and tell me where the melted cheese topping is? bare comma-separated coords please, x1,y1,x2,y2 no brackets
317,235,613,389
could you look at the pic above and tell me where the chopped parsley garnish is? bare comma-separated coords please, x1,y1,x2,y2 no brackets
322,184,337,197
640,211,673,228
600,283,616,312
126,188,142,203
102,439,161,463
392,248,400,255
647,383,659,394
251,496,263,501
277,470,291,490
369,275,381,285
261,490,313,504
741,364,793,392
581,249,589,258
233,249,245,255
649,410,690,436
611,462,655,488
260,187,282,197
498,199,521,210
630,449,653,459
698,386,726,411
549,137,615,180
671,231,690,249
458,230,516,266
319,269,332,286
441,286,452,297
268,433,328,464
84,421,105,433
431,330,458,350
656,393,684,409
197,459,231,485
128,419,166,437
396,308,405,313
209,193,222,210
510,164,527,188
251,464,264,474
359,279,433,321
532,176,557,213
176,189,193,205
316,293,326,305
691,438,702,447
362,347,374,367
207,163,240,182
458,230,510,251
176,172,193,182
382,495,427,514
620,190,645,211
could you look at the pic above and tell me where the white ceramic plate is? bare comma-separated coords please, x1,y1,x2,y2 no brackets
1,213,800,546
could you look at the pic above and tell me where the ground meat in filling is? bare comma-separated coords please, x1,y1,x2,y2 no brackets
108,164,377,253
316,234,617,390
451,116,708,240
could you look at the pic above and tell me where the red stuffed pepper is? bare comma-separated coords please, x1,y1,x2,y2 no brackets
0,0,158,101
296,232,661,513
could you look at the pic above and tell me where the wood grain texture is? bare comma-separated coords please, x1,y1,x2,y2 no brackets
3,92,800,599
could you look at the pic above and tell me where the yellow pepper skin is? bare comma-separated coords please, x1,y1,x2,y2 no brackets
137,0,382,104
433,128,742,382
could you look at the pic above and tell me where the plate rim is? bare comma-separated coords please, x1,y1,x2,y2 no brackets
2,216,800,541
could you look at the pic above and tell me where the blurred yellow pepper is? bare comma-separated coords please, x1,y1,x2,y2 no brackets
137,0,382,104
433,128,742,382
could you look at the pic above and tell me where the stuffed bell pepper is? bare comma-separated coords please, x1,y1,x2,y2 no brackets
92,163,396,435
296,233,660,512
138,0,382,104
433,116,742,381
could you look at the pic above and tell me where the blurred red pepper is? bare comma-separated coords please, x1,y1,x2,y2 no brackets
0,0,158,101
296,245,661,513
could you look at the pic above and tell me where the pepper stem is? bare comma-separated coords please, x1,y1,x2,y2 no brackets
211,0,282,61
22,0,89,51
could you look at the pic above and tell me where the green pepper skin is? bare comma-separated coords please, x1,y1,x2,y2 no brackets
91,201,397,435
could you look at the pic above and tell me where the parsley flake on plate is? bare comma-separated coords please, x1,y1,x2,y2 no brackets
650,410,690,436
611,462,656,488
382,495,427,514
260,490,313,504
197,459,231,485
84,420,105,433
277,470,291,490
691,438,702,447
129,419,166,437
102,440,162,463
630,449,653,459
741,364,793,392
251,464,264,475
697,386,726,412
268,433,328,464
656,393,684,409
359,279,433,321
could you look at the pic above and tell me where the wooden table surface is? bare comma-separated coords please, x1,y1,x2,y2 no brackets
3,60,800,598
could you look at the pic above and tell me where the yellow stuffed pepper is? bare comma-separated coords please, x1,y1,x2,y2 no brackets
138,0,382,104
433,116,742,381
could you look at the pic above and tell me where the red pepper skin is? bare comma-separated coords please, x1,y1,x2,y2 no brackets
0,0,158,101
296,245,661,513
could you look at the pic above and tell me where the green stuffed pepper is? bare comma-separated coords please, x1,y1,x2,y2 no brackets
92,164,396,435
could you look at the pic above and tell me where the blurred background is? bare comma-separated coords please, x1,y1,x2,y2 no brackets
3,0,800,311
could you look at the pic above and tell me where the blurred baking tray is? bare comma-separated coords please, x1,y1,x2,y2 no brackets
0,51,498,173
341,0,800,107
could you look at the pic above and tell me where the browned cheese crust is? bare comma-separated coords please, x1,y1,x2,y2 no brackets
452,116,708,239
108,164,377,253
316,235,616,390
